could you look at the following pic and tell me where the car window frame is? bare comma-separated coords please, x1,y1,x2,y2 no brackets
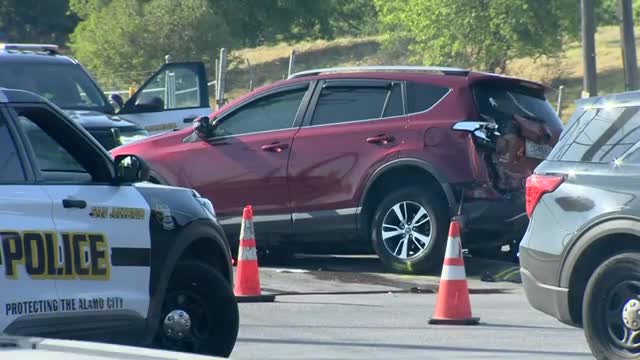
7,103,116,185
0,105,33,184
302,79,407,128
205,81,315,140
120,62,210,114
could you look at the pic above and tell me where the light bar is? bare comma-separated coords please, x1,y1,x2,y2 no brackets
0,43,59,53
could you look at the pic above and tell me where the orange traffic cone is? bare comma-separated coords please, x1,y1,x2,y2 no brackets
429,216,479,325
234,205,275,303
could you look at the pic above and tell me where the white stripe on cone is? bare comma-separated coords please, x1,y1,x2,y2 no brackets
440,265,467,280
238,246,258,261
444,235,462,259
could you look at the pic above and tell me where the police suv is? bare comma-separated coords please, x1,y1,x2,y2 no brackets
0,88,238,357
0,43,212,149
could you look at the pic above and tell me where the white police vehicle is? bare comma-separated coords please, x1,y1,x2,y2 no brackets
0,43,212,148
0,88,237,357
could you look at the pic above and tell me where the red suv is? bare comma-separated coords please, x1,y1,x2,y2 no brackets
111,66,562,273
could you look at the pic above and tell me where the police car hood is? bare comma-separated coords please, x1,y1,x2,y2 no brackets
63,110,140,130
0,335,221,359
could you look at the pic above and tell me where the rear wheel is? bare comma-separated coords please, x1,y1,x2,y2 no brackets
371,187,448,274
583,253,640,360
155,260,239,357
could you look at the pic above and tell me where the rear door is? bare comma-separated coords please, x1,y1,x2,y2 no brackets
288,79,409,233
0,106,59,335
118,62,211,135
10,104,152,337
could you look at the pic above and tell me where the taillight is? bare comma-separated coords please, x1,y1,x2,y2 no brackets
525,174,564,218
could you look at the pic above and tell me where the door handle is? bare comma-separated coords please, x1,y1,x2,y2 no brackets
62,199,87,209
366,134,395,145
261,143,289,153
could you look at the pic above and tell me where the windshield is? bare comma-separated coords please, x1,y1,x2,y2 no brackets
0,62,110,112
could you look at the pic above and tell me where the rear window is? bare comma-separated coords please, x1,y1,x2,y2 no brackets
406,82,449,114
474,83,562,130
549,105,640,163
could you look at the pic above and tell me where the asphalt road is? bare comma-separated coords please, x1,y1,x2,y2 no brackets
230,255,593,359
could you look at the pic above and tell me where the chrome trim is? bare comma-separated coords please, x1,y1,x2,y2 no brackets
289,66,469,79
220,207,362,225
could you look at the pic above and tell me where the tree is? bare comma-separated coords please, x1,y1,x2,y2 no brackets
374,0,580,73
69,0,230,89
0,0,78,43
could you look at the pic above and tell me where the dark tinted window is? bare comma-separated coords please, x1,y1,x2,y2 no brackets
474,84,562,130
549,106,640,163
18,114,86,173
383,82,404,118
406,82,449,114
214,87,306,137
0,115,26,183
0,63,109,112
312,84,402,126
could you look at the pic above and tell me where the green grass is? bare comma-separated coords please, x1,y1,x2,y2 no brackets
223,25,636,122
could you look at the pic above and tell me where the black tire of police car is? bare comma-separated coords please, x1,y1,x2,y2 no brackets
154,260,239,357
583,253,640,360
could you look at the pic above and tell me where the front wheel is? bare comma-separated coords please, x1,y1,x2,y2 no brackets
371,187,449,274
583,253,640,360
155,260,239,357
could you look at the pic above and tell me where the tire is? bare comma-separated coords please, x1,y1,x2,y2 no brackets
583,253,640,360
371,186,449,274
155,260,239,357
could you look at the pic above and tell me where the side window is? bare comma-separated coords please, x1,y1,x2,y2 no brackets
213,88,306,137
17,114,86,173
0,113,26,183
311,84,401,126
10,106,112,183
406,82,449,114
137,66,203,110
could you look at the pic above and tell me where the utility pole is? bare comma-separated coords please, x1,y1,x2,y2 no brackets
581,0,598,98
618,0,639,91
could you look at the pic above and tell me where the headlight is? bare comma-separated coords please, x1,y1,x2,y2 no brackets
119,130,149,145
192,190,216,219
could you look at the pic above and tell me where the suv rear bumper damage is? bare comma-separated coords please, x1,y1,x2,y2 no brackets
520,267,575,327
461,193,527,245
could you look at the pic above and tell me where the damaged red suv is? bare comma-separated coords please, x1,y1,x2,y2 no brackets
111,66,562,273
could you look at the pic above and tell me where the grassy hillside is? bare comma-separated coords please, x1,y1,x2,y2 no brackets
224,26,635,122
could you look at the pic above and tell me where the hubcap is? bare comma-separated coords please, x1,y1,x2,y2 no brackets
623,299,640,331
381,201,432,260
606,281,640,353
163,309,192,340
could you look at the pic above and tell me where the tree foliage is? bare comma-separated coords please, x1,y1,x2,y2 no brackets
69,0,230,87
0,0,77,43
375,0,580,72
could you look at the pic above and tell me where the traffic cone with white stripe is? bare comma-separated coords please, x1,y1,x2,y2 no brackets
429,216,479,325
234,205,275,303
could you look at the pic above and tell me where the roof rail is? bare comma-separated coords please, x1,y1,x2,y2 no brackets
0,43,59,54
288,66,470,79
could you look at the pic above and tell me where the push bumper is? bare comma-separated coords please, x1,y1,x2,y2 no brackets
520,267,576,326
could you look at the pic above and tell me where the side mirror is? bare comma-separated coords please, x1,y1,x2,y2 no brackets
109,94,124,112
193,115,215,138
113,154,150,184
134,96,164,112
